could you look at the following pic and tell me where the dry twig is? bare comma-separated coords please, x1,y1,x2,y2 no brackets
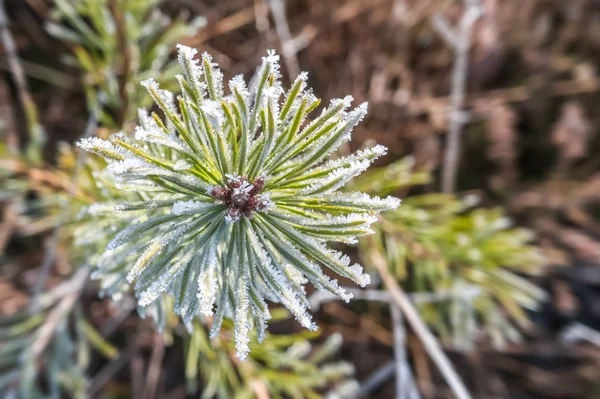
184,7,256,46
88,347,133,397
433,0,483,193
309,287,482,310
391,305,420,399
142,333,166,399
29,267,89,359
353,360,395,399
372,252,472,399
268,0,300,78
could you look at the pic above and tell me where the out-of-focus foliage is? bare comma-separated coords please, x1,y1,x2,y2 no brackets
0,138,123,396
47,0,205,126
184,308,357,399
356,157,547,350
0,269,118,398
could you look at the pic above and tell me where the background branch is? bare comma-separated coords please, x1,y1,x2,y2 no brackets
372,253,472,399
435,0,483,193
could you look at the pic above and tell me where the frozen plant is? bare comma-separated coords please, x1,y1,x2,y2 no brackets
78,45,399,359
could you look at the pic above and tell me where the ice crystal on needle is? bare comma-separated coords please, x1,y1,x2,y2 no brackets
78,45,399,359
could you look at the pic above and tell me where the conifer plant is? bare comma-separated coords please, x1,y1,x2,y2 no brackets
78,45,400,359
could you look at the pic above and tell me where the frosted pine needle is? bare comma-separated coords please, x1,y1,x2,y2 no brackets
78,45,400,359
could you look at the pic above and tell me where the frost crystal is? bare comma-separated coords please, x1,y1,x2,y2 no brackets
79,45,399,359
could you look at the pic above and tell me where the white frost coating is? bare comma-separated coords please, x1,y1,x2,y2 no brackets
77,137,127,160
106,214,175,250
141,78,179,117
246,227,316,329
249,288,271,343
200,99,221,117
138,252,193,306
231,179,252,198
274,213,375,245
196,240,219,316
109,158,208,193
177,43,198,58
293,101,370,173
229,74,249,97
348,264,371,287
266,216,372,289
171,200,215,215
340,95,354,109
312,213,377,226
258,221,354,303
263,85,283,101
140,77,159,92
107,158,150,176
126,241,164,284
201,51,224,99
320,145,387,172
137,108,154,130
286,72,308,104
234,279,251,360
173,159,192,170
325,192,401,211
134,126,188,153
300,159,371,196
176,44,202,84
114,199,175,212
264,49,281,78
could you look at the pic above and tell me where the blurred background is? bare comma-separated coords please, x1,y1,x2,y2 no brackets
1,0,600,398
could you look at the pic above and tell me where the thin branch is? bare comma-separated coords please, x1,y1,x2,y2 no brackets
268,0,300,78
184,6,256,46
87,347,133,397
310,288,392,309
372,255,472,399
0,0,44,161
254,0,270,34
435,0,483,193
561,322,600,347
431,14,459,47
142,333,166,399
100,296,136,337
130,333,145,399
309,287,482,310
391,304,420,399
28,267,89,359
353,360,395,399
